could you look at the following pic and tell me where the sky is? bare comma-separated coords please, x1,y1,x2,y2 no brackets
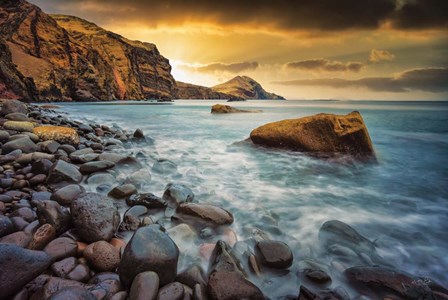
29,0,448,100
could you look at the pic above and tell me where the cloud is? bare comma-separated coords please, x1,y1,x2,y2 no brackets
194,61,259,73
286,59,364,73
392,0,448,29
273,68,448,93
28,0,448,31
369,49,395,62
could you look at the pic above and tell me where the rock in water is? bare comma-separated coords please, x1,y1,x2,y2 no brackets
344,266,437,299
0,244,51,299
33,126,80,145
173,203,233,228
250,111,375,159
211,104,262,114
119,224,179,288
256,240,293,269
163,183,194,208
207,272,264,300
70,193,120,243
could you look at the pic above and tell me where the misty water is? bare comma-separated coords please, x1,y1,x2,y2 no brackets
58,100,448,297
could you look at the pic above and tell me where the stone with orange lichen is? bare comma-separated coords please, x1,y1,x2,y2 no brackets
250,111,376,159
33,126,79,145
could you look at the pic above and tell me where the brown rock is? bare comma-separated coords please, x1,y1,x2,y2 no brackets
33,126,80,145
174,203,233,228
157,282,184,300
250,111,376,158
43,237,78,261
84,241,120,272
211,104,262,114
129,271,159,300
207,272,264,300
256,240,293,269
29,224,56,250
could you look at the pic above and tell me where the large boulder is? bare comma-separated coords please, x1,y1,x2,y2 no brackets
0,244,52,299
207,272,264,300
211,104,261,114
119,224,179,288
250,111,375,158
70,193,120,243
33,126,80,145
173,203,233,228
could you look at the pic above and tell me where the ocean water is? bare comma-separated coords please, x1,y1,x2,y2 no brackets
58,100,448,296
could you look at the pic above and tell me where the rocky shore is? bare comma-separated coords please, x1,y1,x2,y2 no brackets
0,100,447,300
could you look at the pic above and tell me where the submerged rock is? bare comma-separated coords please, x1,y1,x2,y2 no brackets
250,111,375,159
211,104,262,114
119,224,179,287
70,193,120,243
256,240,293,269
163,183,194,208
345,266,440,299
173,203,233,228
126,193,166,209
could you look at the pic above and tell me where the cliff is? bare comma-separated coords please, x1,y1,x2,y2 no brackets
176,81,237,100
212,76,285,100
177,76,285,100
0,0,177,101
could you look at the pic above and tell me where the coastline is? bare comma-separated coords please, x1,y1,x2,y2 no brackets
0,101,447,299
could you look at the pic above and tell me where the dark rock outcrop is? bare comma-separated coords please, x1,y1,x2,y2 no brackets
250,111,375,159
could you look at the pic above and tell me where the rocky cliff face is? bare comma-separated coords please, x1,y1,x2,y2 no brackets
176,81,237,100
177,76,285,100
0,0,177,101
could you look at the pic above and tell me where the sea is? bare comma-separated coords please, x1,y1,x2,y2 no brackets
57,100,448,297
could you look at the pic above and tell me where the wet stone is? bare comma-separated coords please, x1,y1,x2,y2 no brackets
70,193,120,243
79,160,115,174
119,224,179,287
47,160,83,185
29,223,57,250
129,271,159,300
108,184,137,199
163,183,194,208
0,244,52,299
126,193,167,209
256,240,293,269
51,257,77,278
157,282,185,300
44,237,78,261
51,184,85,206
84,241,120,272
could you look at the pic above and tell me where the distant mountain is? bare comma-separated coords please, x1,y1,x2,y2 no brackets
0,0,177,101
177,76,285,100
